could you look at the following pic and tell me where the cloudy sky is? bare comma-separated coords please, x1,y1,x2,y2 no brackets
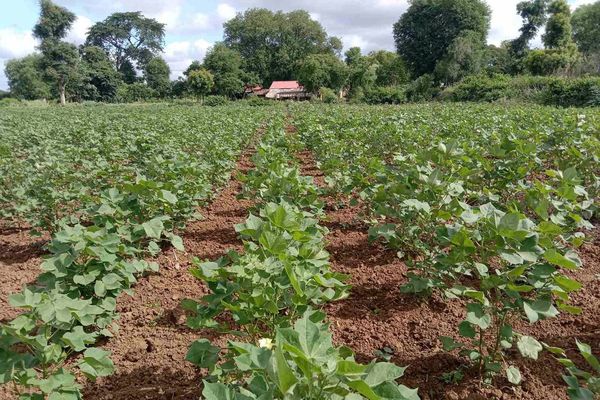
0,0,594,90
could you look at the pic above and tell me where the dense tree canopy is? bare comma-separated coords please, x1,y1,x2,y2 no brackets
79,46,121,102
509,0,549,58
33,0,78,104
86,12,165,75
144,57,170,96
393,0,491,77
367,50,410,86
187,69,214,100
297,53,348,94
435,30,487,84
5,55,51,100
203,43,245,97
223,8,342,85
571,1,600,55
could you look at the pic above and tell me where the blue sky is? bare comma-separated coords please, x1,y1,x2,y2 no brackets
0,0,594,90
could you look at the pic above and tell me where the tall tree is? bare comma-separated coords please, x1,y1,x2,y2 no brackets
525,0,579,75
223,8,341,85
509,0,549,59
367,50,410,86
187,69,214,102
4,55,51,100
76,45,121,102
393,0,491,77
571,1,600,56
297,53,349,94
203,43,245,97
344,47,362,66
434,30,487,84
542,0,574,49
144,56,170,97
86,12,165,77
33,0,78,105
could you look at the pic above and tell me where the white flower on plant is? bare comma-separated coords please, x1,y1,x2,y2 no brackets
258,338,274,349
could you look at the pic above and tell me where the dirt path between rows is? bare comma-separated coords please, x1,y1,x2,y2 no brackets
0,227,49,323
292,123,600,400
80,145,257,400
0,130,259,400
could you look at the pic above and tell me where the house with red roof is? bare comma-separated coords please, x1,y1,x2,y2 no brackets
265,80,310,100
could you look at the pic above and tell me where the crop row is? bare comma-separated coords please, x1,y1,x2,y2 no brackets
182,116,420,399
0,105,271,399
293,103,600,397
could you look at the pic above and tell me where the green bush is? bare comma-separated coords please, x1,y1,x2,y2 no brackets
443,75,600,107
116,83,157,103
243,96,271,107
445,74,512,102
540,77,600,107
204,95,229,106
0,98,22,107
319,87,339,103
364,86,407,104
406,74,438,102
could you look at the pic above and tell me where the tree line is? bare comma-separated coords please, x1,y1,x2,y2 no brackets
4,0,600,104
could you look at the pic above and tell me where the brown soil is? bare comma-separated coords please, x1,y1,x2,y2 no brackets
0,227,48,322
0,142,256,400
79,148,256,400
295,147,600,400
1,122,598,400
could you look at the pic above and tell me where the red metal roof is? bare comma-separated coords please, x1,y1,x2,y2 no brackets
269,81,302,89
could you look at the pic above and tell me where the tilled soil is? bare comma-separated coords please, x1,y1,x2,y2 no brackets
80,150,256,400
0,226,49,322
0,146,256,400
296,149,600,400
1,128,599,400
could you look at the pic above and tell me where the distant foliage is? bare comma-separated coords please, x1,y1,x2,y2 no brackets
364,86,407,104
117,82,157,102
444,74,600,107
203,95,229,106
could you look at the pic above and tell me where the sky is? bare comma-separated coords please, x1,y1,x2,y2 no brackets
0,0,595,90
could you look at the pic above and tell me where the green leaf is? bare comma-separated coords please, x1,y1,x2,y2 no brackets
202,382,236,400
62,326,96,352
170,234,184,251
506,365,522,384
440,336,463,351
523,299,559,323
274,344,297,394
78,348,114,380
466,303,491,330
160,190,178,204
363,362,406,386
186,339,220,368
517,336,543,360
544,249,577,270
142,217,165,239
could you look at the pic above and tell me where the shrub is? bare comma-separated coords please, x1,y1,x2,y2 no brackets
446,74,511,102
364,86,407,104
116,83,157,103
540,77,600,107
0,98,22,107
243,96,271,107
443,75,600,107
204,95,229,106
319,87,339,103
406,74,438,102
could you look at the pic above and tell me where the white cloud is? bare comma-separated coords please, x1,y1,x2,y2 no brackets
217,3,237,21
192,13,211,30
65,15,93,45
163,39,213,79
0,28,37,59
0,28,38,91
